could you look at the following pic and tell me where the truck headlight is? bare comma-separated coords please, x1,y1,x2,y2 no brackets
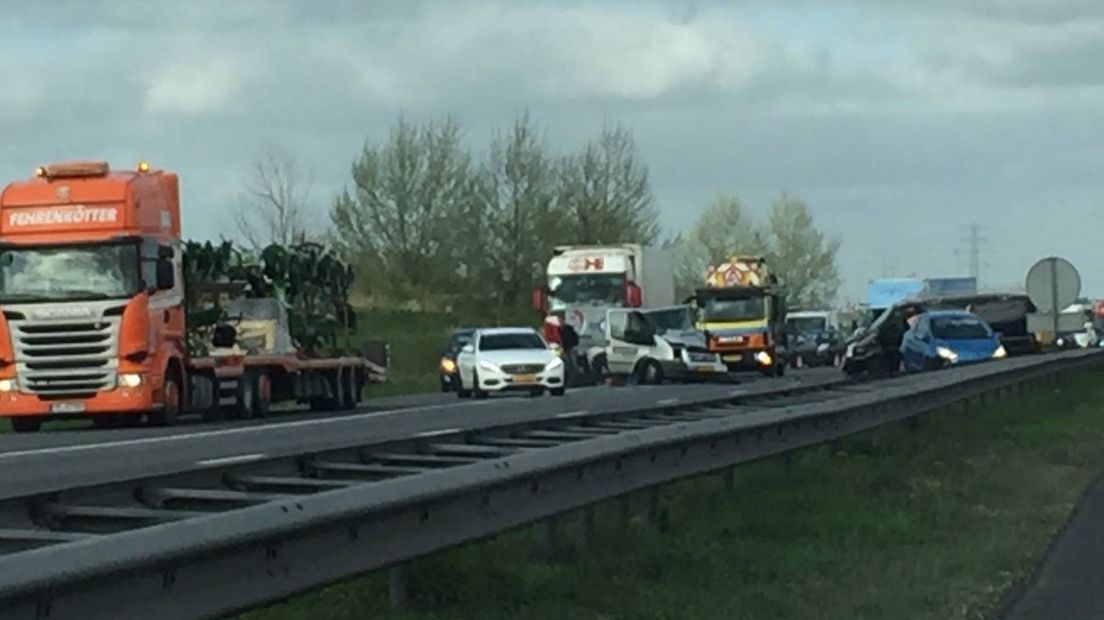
992,345,1007,359
117,373,143,388
439,357,457,373
0,379,16,392
754,351,773,366
936,347,958,362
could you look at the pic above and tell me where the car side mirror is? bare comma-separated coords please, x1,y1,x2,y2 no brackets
461,344,474,354
156,257,175,290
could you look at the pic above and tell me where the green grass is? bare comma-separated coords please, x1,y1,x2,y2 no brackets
241,372,1104,620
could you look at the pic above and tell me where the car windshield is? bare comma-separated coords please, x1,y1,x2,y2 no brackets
788,317,827,333
644,307,694,334
0,243,140,303
446,331,473,353
548,274,624,311
479,333,546,351
931,316,991,340
701,296,766,322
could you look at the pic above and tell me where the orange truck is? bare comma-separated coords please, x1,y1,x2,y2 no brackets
0,161,382,432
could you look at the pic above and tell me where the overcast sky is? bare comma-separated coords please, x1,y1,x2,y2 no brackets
3,1,1102,302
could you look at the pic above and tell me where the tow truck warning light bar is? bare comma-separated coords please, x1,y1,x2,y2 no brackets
34,161,111,179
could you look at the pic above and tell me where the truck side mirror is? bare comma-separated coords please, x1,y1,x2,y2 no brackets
625,281,642,308
156,257,175,290
531,287,546,312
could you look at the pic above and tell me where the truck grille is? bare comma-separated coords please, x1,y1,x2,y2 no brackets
9,317,120,396
500,363,545,375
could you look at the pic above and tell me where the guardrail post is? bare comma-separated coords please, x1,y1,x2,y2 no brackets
389,565,409,610
580,505,595,547
647,487,661,526
539,516,559,558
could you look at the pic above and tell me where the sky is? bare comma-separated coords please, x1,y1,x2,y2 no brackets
2,0,1102,303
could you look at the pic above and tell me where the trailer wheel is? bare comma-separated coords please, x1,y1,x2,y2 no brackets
10,417,42,433
232,374,258,419
149,372,182,426
254,373,272,418
341,368,358,410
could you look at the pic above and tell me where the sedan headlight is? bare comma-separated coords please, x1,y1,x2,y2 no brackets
816,343,830,353
478,360,501,373
439,357,457,373
992,345,1007,359
545,357,563,370
936,346,959,362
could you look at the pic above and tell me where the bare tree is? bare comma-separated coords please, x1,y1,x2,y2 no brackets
234,152,313,249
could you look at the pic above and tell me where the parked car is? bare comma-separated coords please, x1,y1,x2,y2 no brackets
455,327,566,398
899,310,1006,372
438,328,475,392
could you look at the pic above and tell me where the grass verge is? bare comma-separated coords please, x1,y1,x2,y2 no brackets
242,370,1104,620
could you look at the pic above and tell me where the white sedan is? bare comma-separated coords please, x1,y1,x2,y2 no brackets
455,327,566,398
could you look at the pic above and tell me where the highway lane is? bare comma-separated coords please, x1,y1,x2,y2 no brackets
0,368,841,500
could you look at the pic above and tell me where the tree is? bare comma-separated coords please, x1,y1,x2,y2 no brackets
233,152,314,250
673,193,766,297
556,123,661,245
330,117,478,306
764,193,841,308
482,110,558,319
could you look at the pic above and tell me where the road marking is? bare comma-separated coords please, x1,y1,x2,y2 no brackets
0,402,476,461
656,398,680,406
555,409,590,418
195,453,265,468
413,427,462,438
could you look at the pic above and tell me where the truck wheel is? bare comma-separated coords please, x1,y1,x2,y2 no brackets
333,368,349,411
775,362,786,378
10,417,42,433
149,373,182,426
233,374,257,419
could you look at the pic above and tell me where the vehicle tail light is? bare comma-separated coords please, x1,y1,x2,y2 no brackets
531,286,547,313
543,321,561,344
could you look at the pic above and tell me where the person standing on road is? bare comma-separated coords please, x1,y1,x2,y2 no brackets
560,322,579,382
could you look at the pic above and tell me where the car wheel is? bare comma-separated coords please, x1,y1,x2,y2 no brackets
640,360,664,385
551,387,566,396
456,371,471,398
473,371,488,399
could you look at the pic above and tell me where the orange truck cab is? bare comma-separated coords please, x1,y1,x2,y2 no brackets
0,161,186,430
0,161,378,432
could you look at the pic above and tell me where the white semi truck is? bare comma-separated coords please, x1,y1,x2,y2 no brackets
533,244,675,383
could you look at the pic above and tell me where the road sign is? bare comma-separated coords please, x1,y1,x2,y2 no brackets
1025,257,1080,314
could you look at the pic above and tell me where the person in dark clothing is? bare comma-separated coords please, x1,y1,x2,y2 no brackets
559,323,580,381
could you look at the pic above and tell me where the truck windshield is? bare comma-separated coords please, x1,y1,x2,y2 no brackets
548,274,624,311
701,296,766,322
0,243,140,303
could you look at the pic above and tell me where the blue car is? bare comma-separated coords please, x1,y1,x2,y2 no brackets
899,310,1007,372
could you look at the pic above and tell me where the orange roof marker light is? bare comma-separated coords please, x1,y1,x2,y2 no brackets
137,161,150,173
34,161,110,180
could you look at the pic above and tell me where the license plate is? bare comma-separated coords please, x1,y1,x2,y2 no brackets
722,354,743,362
50,402,85,414
694,366,715,373
513,374,538,384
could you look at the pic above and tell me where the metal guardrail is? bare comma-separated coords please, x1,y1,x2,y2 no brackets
0,350,1099,620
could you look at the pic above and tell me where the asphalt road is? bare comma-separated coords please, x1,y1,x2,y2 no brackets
0,367,841,500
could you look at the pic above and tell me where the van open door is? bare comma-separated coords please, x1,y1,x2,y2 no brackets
605,308,656,376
